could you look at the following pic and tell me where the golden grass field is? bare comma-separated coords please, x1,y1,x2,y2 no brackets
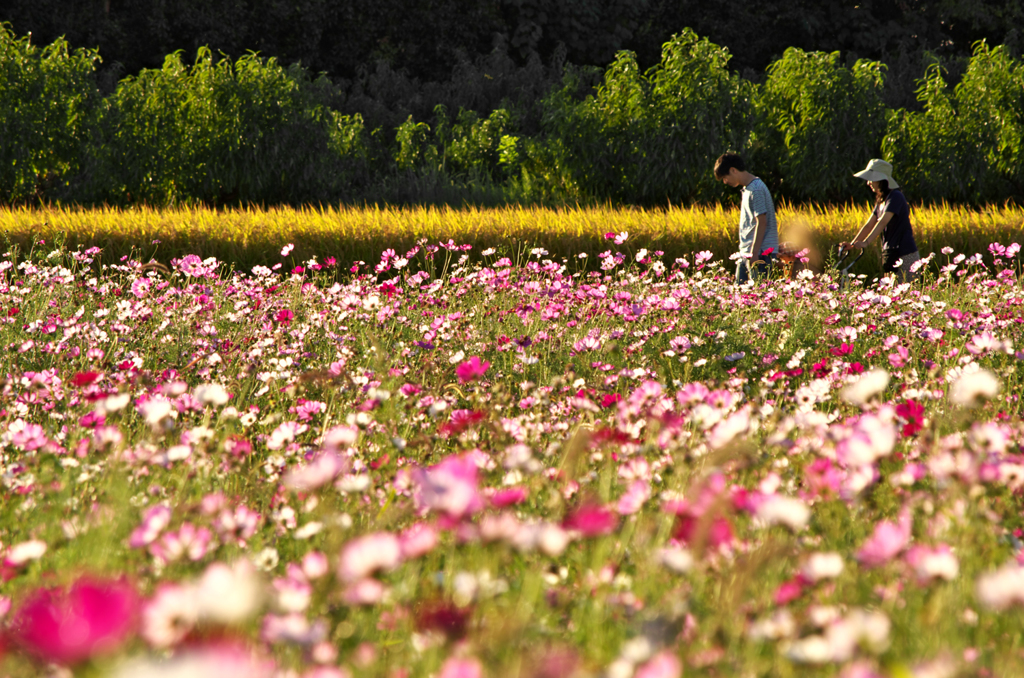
2,203,1021,273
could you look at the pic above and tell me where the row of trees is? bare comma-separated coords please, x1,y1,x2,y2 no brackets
2,0,1020,87
2,24,1022,207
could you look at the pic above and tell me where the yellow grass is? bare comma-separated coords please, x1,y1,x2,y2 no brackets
2,203,1021,272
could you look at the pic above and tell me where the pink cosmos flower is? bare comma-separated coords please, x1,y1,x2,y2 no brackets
283,451,349,491
455,356,490,383
413,454,484,519
634,651,682,678
267,420,308,450
887,345,910,369
129,505,172,548
480,512,522,543
562,503,617,536
337,532,402,582
774,577,805,605
490,486,529,508
673,512,734,551
857,509,912,567
301,552,329,579
616,480,651,515
149,523,213,564
10,421,47,451
438,656,484,678
8,577,138,665
215,505,262,544
342,578,387,605
804,458,842,497
399,522,439,559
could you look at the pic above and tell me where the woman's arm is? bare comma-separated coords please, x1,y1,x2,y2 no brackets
841,211,892,249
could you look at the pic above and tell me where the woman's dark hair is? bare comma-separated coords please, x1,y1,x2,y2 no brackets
873,179,892,204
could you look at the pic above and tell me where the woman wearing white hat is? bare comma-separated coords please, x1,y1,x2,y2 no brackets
840,159,920,281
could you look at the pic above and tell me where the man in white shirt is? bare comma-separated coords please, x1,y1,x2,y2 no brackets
714,153,779,285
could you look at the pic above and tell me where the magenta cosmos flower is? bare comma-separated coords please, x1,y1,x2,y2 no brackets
562,503,618,536
8,577,138,665
455,356,490,383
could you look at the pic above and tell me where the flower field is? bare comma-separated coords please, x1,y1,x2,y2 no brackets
0,232,1021,677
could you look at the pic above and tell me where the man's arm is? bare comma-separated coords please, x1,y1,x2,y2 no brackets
749,213,768,263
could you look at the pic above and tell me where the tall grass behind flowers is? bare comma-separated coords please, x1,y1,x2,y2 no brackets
1,203,1020,275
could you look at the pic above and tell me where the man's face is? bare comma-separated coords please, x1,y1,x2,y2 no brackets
719,167,742,188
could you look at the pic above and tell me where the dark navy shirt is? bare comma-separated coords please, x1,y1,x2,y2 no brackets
874,189,917,258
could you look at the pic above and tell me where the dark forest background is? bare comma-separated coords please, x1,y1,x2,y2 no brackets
4,0,1020,100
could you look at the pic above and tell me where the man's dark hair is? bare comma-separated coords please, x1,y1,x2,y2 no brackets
714,152,745,178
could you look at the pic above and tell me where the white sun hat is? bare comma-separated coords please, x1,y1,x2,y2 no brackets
853,159,899,189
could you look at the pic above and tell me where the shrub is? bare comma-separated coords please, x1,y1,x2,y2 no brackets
0,24,99,204
751,48,888,202
538,29,753,205
884,42,1024,204
74,48,368,206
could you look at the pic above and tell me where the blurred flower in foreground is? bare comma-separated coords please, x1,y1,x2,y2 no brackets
563,503,618,536
8,577,138,665
141,560,263,648
950,368,1000,407
755,495,811,532
633,650,682,678
111,644,276,678
337,532,402,583
840,369,889,406
414,454,483,519
438,656,484,678
4,539,47,569
856,509,912,568
456,356,490,384
783,609,890,663
975,562,1024,610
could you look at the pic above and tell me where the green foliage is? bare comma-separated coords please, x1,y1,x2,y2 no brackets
0,24,99,204
75,48,368,206
538,29,753,204
752,48,888,202
2,23,1024,208
884,41,1024,204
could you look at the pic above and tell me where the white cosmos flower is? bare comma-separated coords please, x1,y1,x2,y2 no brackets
194,383,230,407
140,583,199,649
98,392,131,414
194,560,264,624
840,368,890,406
801,552,845,582
976,563,1024,610
5,539,47,566
755,495,811,531
950,368,1000,407
140,397,176,428
658,545,695,574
